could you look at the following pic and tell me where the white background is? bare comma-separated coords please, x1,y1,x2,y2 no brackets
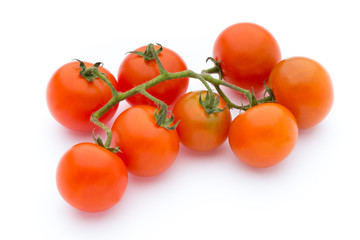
1,0,359,239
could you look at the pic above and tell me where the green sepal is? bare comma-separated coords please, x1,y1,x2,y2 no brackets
264,81,275,102
75,59,102,82
127,43,163,61
212,105,227,113
92,130,121,154
153,106,179,130
92,129,105,147
250,88,259,107
93,62,103,68
106,146,121,154
199,91,227,114
204,57,224,80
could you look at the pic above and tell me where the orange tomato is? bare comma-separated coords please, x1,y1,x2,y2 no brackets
269,57,334,129
56,143,128,212
228,103,298,168
111,105,179,177
47,61,118,131
213,22,281,94
117,45,189,107
172,91,232,152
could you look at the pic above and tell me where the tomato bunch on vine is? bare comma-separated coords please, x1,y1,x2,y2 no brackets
46,22,334,212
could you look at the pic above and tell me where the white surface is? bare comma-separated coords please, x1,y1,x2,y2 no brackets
1,0,359,239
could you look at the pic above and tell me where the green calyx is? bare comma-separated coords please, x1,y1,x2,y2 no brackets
76,59,103,82
199,91,226,114
92,130,120,154
154,107,179,130
128,43,163,61
264,81,275,102
202,57,224,80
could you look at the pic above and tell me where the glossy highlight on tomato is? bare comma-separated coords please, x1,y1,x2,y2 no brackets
269,57,334,129
229,103,298,168
111,105,180,177
172,91,232,152
213,22,281,94
117,45,189,107
56,143,128,212
46,61,118,131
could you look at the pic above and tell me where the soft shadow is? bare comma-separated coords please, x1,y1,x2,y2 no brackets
55,123,112,144
51,101,132,142
298,126,319,139
128,173,168,186
70,204,117,221
62,127,93,139
230,151,291,176
179,143,229,160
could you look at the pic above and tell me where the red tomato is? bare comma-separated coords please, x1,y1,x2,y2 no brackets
213,22,281,94
56,143,128,212
47,61,118,131
111,105,179,177
269,57,334,129
172,91,232,152
117,45,189,107
228,103,298,168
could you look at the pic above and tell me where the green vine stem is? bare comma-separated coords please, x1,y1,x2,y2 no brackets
79,43,275,148
140,90,179,130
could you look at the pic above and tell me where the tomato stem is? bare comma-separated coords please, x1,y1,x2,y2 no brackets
93,70,118,96
139,90,177,129
258,95,275,104
140,90,167,109
202,57,223,80
147,43,168,75
90,115,113,148
213,84,244,109
202,66,219,74
201,74,255,108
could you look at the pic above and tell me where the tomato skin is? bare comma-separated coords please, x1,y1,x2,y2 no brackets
228,103,298,168
56,143,128,212
46,62,118,131
117,45,189,107
269,57,334,129
213,22,281,94
172,91,232,152
111,105,179,177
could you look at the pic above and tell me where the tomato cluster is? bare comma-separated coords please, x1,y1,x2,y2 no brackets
47,22,333,212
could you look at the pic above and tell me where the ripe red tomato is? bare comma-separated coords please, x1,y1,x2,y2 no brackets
172,91,232,152
269,57,334,129
47,61,118,131
213,22,281,94
111,105,179,177
56,143,128,212
117,45,189,107
228,103,298,168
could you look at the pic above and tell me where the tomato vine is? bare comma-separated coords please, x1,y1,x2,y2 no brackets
79,43,275,149
50,22,334,213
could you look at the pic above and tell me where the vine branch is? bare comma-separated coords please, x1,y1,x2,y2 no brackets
79,43,275,149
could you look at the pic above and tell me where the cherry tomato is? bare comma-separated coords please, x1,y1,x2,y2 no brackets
228,103,298,168
117,45,189,107
172,91,232,152
269,57,334,129
47,61,118,131
213,22,281,94
56,143,128,212
111,105,179,177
